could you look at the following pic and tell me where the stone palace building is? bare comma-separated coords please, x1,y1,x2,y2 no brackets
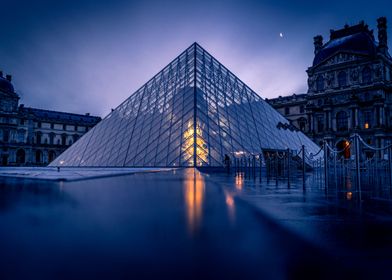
268,17,392,157
0,72,101,166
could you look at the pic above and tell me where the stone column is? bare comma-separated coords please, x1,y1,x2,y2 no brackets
307,113,312,133
355,107,359,128
380,106,385,127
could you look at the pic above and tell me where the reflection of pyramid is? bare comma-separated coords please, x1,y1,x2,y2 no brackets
50,43,320,167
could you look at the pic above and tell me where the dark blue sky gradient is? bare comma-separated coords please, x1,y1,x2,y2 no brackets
1,0,391,116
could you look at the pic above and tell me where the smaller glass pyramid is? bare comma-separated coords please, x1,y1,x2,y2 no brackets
50,43,321,167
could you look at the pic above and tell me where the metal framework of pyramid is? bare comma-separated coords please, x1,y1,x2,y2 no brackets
50,43,321,167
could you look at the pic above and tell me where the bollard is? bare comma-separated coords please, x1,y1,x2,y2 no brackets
389,147,392,194
323,141,328,193
287,148,290,188
259,154,262,184
354,134,362,202
302,145,305,190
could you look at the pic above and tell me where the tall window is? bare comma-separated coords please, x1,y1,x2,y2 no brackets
35,150,42,163
17,130,25,143
316,75,324,91
62,134,67,145
338,71,347,87
285,107,290,115
16,149,25,164
300,105,305,114
363,110,372,129
362,67,371,84
298,118,306,131
49,133,55,145
336,111,348,131
36,132,42,144
317,115,324,132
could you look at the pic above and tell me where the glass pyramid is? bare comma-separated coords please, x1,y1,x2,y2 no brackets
50,43,321,167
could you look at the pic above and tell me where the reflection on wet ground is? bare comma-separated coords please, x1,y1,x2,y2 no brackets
183,170,204,234
0,169,384,279
214,170,392,279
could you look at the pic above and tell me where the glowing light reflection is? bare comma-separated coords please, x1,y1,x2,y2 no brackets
184,169,205,235
235,173,244,190
225,192,236,224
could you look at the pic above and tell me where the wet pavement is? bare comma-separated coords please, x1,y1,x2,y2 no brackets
0,169,388,279
213,171,392,279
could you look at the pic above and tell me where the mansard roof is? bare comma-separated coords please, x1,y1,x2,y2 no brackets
313,22,378,67
19,106,101,125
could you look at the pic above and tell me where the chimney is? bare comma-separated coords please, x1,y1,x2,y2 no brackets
313,35,323,55
85,113,90,116
377,17,388,54
5,74,12,82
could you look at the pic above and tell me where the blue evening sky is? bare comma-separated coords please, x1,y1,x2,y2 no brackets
0,0,391,116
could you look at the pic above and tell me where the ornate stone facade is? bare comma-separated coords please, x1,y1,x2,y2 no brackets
268,17,392,157
0,72,101,166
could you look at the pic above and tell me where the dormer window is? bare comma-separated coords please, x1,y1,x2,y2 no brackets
316,75,324,91
338,71,347,87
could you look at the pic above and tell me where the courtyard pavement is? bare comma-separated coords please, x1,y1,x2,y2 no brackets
212,171,392,279
0,168,390,279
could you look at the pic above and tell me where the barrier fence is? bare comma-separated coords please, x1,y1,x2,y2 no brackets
226,134,392,202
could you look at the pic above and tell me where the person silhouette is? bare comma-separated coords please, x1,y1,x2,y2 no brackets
223,154,231,173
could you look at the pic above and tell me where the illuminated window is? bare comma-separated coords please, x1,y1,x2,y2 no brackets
363,111,372,129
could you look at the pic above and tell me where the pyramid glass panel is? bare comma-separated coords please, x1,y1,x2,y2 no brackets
50,43,321,167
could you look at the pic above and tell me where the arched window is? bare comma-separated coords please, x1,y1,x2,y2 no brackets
362,67,371,84
73,134,79,142
16,149,25,164
49,132,55,145
336,111,348,131
36,132,42,144
338,71,347,87
61,134,67,145
316,75,324,91
35,150,43,163
48,151,56,163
